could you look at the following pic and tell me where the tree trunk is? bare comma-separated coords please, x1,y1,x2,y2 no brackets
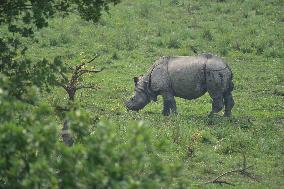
62,120,74,146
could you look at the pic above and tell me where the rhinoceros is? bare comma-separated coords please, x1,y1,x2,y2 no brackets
125,54,234,116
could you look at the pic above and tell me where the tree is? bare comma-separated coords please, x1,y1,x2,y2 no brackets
55,55,104,145
0,0,119,104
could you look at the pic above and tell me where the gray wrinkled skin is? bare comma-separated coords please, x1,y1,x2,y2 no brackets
125,54,235,116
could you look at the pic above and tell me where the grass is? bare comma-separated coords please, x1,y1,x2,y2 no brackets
24,0,284,188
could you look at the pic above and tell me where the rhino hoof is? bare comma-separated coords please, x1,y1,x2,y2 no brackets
162,111,170,116
223,111,232,117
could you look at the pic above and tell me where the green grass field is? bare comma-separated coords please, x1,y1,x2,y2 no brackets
25,0,283,188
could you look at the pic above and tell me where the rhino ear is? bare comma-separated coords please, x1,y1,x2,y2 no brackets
133,77,139,85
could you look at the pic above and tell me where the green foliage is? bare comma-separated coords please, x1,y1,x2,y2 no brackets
69,121,180,188
0,101,180,188
0,101,58,188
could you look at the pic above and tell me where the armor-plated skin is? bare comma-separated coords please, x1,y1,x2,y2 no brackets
162,56,207,99
125,54,235,116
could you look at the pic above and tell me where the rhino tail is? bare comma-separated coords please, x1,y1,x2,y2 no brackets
228,78,234,92
228,66,234,92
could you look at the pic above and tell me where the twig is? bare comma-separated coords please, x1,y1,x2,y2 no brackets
86,54,99,64
207,180,235,186
76,54,99,71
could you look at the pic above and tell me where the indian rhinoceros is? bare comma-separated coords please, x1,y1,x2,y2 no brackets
125,54,234,116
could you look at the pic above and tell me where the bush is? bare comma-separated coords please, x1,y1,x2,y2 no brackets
202,30,213,41
0,102,58,189
0,87,180,188
167,35,181,49
138,3,151,18
65,120,181,188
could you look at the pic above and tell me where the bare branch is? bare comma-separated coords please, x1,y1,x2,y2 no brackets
77,68,103,78
202,154,260,186
86,54,99,64
241,168,261,182
79,68,103,75
206,180,235,186
80,69,103,73
76,54,100,71
204,165,254,185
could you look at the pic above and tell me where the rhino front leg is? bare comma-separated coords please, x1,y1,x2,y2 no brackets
162,92,176,116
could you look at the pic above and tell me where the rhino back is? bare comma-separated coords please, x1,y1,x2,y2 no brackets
167,56,207,99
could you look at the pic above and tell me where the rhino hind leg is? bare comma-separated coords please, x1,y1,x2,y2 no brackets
206,67,234,116
162,92,176,116
223,92,234,117
208,83,234,117
208,94,224,116
223,81,234,117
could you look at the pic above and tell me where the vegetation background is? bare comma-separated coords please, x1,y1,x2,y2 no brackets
0,0,283,188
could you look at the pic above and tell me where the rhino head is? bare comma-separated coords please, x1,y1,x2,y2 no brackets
125,76,155,111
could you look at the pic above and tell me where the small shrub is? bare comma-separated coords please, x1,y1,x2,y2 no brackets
232,40,241,51
240,41,253,54
218,39,230,56
58,33,71,44
201,131,217,145
264,47,281,58
111,51,119,60
253,40,266,55
202,29,213,41
167,36,181,49
138,3,151,18
49,38,58,46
